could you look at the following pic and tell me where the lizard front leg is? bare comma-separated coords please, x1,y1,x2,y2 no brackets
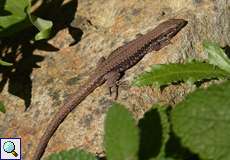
104,70,123,100
97,56,106,67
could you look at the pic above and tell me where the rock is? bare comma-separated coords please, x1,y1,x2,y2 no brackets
0,0,229,159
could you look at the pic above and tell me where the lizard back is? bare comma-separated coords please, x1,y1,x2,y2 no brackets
99,19,187,73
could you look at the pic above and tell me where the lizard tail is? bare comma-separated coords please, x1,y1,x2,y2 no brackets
33,76,105,160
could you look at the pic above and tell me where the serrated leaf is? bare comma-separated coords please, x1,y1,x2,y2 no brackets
45,149,97,160
138,105,170,160
133,61,229,87
0,101,6,113
203,41,230,73
0,59,12,66
104,103,139,160
172,81,230,160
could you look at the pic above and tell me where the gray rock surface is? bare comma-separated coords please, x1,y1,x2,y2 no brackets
0,0,229,159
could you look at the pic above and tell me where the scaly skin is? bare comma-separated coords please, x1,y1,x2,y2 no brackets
33,19,187,160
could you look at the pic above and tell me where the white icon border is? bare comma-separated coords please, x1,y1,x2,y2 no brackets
0,138,21,160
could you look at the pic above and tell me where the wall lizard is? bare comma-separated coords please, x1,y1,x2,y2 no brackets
33,18,187,160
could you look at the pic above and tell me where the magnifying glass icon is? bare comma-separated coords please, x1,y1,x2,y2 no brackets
3,141,18,157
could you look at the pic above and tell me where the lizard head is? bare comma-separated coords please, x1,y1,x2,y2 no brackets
145,19,188,52
158,19,188,39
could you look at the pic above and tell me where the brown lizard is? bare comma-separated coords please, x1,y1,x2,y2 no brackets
33,18,187,160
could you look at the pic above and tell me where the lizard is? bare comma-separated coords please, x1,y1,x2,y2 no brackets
33,18,187,160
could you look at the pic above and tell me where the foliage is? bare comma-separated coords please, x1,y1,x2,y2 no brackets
133,61,229,87
104,103,139,160
0,0,53,40
0,59,12,66
138,105,170,160
45,149,98,160
0,0,31,37
133,42,230,88
203,41,230,73
172,81,230,160
0,0,53,65
0,101,6,113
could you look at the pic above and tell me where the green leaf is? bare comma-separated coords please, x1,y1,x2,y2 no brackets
27,3,53,41
0,102,6,113
172,81,230,160
138,105,170,160
203,41,230,73
104,103,139,160
45,149,97,160
0,0,53,40
26,0,53,41
0,59,13,66
0,0,31,37
133,61,229,87
32,17,53,40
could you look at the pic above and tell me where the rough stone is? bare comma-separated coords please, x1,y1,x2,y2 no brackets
0,0,229,159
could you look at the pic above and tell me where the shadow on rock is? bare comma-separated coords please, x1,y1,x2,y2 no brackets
0,0,83,110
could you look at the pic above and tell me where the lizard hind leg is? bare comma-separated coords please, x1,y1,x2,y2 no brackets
104,70,123,100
